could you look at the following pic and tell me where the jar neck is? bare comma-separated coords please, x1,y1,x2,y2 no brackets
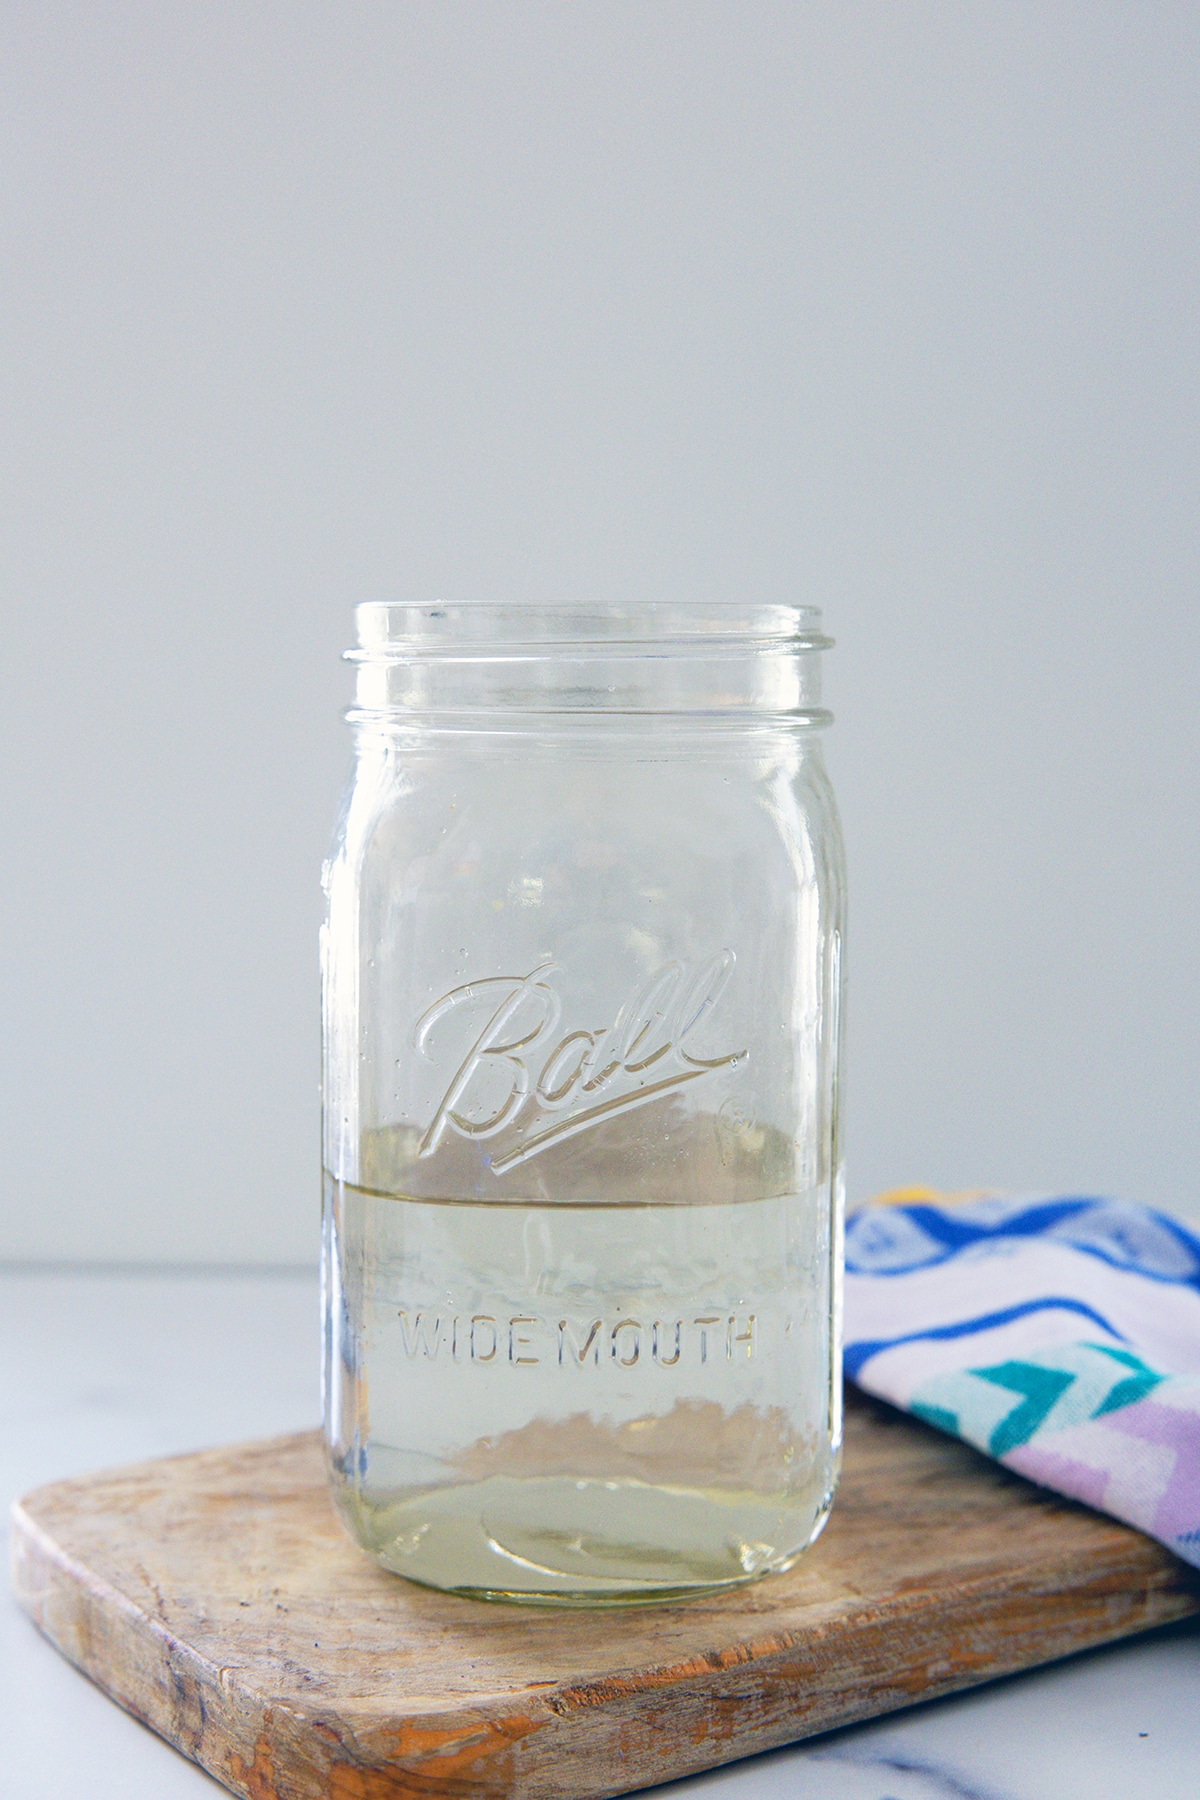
347,602,832,727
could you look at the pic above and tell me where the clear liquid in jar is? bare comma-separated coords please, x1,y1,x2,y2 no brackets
322,1118,840,1603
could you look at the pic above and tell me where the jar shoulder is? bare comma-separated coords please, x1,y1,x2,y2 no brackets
331,743,843,890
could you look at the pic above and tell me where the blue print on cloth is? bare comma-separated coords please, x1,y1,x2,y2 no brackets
845,1195,1200,1289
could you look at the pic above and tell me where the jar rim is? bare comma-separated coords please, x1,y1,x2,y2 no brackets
351,600,831,659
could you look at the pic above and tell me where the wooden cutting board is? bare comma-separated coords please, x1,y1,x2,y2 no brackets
11,1389,1199,1800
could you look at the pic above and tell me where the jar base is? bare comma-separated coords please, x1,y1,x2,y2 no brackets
336,1471,836,1605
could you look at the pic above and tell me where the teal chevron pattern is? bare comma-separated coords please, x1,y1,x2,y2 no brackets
976,1362,1076,1457
909,1341,1165,1459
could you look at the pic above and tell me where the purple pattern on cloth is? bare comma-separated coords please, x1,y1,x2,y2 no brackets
1003,1442,1112,1514
1102,1396,1200,1543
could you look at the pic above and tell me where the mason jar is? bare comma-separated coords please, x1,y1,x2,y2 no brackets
321,602,846,1602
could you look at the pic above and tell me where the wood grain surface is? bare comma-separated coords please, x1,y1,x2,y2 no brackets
11,1388,1199,1800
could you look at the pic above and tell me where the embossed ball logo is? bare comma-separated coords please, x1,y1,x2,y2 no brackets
413,952,746,1174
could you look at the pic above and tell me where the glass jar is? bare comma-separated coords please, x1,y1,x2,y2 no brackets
321,602,846,1602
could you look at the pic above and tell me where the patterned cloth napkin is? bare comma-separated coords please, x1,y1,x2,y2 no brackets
843,1190,1200,1569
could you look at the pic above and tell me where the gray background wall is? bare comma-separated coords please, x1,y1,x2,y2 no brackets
2,2,1197,1264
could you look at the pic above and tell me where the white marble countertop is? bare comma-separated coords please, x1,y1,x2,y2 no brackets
2,1269,1197,1800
